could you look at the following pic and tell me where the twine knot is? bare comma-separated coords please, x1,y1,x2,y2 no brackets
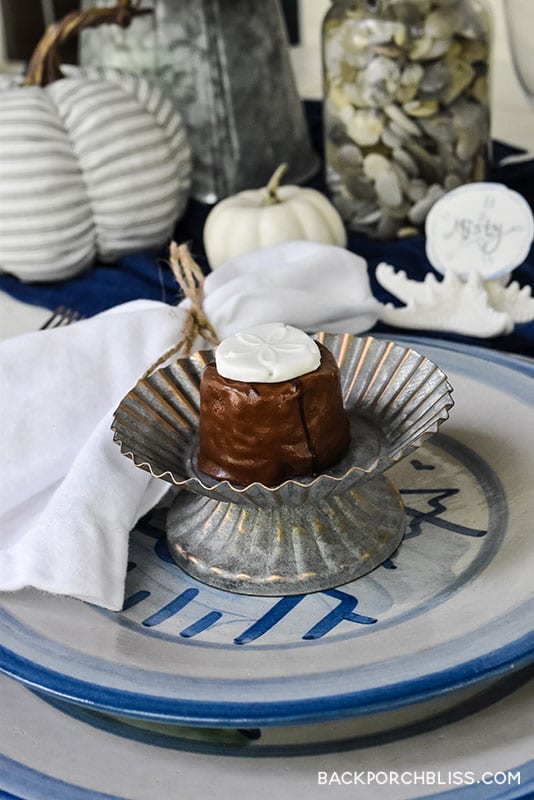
142,242,220,379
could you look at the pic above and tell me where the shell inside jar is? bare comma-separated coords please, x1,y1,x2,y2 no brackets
323,0,491,239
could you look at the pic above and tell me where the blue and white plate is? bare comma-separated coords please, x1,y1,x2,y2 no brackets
0,669,533,799
0,339,532,728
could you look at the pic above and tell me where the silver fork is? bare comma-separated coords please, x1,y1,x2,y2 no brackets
39,306,85,329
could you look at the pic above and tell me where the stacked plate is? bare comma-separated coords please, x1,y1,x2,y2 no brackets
0,336,533,800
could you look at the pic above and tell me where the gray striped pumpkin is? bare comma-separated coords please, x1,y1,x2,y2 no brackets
0,67,192,281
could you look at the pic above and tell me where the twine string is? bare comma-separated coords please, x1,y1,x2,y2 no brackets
142,242,220,379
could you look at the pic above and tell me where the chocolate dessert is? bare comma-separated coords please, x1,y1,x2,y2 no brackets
197,324,350,486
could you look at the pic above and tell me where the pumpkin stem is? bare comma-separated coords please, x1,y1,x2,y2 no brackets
24,0,152,88
266,163,289,205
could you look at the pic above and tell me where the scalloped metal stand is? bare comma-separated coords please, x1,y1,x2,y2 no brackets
166,475,406,596
113,333,453,597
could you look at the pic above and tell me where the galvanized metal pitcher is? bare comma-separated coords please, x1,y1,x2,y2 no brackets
80,0,319,202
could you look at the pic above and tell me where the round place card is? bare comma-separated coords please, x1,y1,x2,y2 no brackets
425,183,534,281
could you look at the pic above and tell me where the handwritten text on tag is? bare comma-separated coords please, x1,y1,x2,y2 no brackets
426,183,534,281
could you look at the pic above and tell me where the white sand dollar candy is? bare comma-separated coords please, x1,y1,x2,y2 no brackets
215,323,321,383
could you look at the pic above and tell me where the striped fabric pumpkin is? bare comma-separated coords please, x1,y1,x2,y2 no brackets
0,67,192,282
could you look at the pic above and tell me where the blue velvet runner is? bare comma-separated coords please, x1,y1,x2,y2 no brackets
1,102,532,356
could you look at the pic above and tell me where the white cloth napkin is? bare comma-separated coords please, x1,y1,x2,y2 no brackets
0,241,378,610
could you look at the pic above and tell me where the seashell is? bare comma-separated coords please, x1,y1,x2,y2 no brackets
360,56,402,107
424,37,454,60
447,40,464,58
325,117,350,147
456,6,488,40
393,147,419,177
341,20,368,52
473,154,486,181
407,183,445,225
347,219,380,236
393,25,408,47
470,75,488,104
344,48,374,70
407,178,428,202
345,195,379,219
419,61,450,96
403,99,439,117
377,214,401,239
389,160,411,194
338,143,364,167
444,173,462,191
456,131,481,161
331,189,361,219
404,140,443,183
420,114,455,145
384,103,422,137
451,100,485,159
345,7,367,22
395,83,419,104
327,142,361,177
338,103,357,126
389,120,413,142
324,29,345,76
357,18,405,45
379,200,411,221
451,98,485,127
357,207,383,225
401,62,424,87
397,226,420,237
425,7,462,38
374,44,404,58
461,38,488,64
375,169,403,208
341,25,374,69
342,81,366,107
343,172,377,201
409,35,434,60
435,143,469,177
441,58,475,104
326,85,350,112
363,152,390,180
347,110,385,146
390,0,428,29
324,18,343,37
381,125,405,150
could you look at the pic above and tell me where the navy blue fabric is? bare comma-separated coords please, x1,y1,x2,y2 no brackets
1,101,532,357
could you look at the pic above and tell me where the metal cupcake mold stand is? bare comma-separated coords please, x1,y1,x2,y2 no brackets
112,334,454,596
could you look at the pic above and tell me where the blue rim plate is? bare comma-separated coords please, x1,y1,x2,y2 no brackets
0,338,532,727
0,669,533,800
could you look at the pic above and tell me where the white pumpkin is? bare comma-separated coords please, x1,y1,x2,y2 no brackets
0,67,191,282
203,165,347,269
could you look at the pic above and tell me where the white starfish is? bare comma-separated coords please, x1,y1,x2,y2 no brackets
484,278,534,324
375,263,534,338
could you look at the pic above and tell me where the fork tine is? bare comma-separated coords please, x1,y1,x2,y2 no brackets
39,306,85,329
57,309,76,326
40,306,66,329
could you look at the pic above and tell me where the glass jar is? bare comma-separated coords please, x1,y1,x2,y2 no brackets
322,0,492,238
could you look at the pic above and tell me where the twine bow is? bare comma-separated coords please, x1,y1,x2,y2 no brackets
142,242,220,379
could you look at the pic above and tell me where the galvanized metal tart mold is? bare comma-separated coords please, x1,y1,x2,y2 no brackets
112,334,453,595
